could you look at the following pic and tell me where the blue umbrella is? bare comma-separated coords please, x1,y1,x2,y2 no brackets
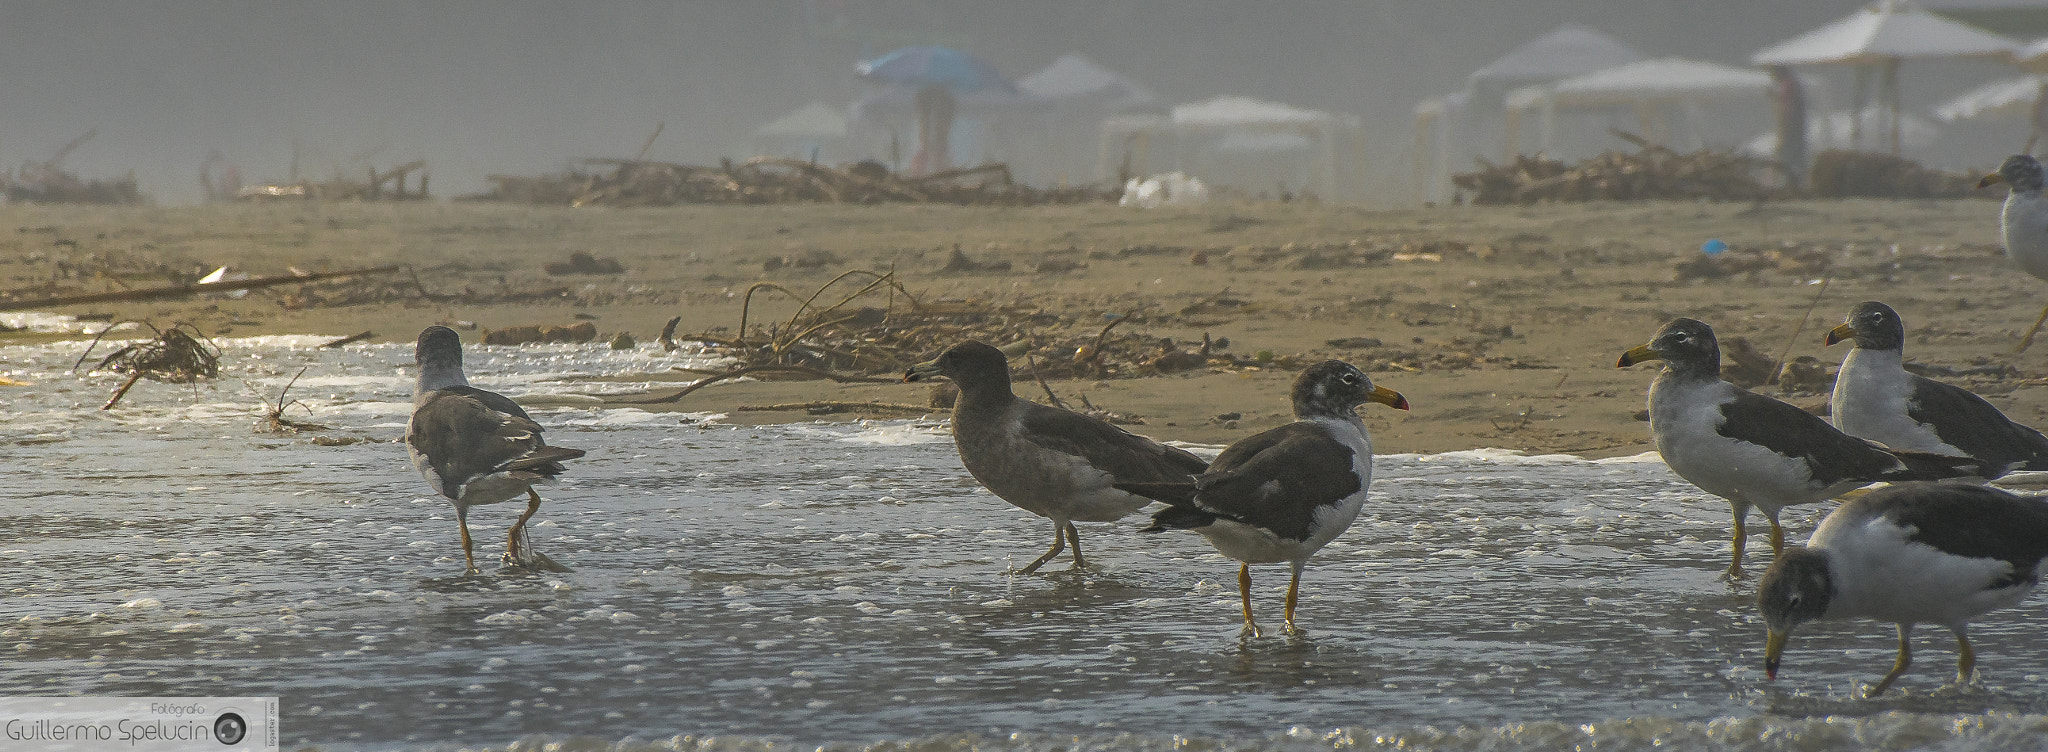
856,46,1016,94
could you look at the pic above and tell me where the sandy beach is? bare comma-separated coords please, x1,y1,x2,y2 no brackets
1,196,2036,456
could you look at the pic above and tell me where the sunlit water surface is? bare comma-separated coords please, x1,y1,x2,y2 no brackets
7,331,2048,751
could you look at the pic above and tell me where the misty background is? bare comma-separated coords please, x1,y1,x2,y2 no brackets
0,0,2027,205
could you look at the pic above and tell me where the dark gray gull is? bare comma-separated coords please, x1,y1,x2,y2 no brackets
1759,482,2048,697
1116,360,1407,637
1618,318,1979,580
1827,301,2048,478
406,325,585,574
1980,155,2048,352
904,340,1208,574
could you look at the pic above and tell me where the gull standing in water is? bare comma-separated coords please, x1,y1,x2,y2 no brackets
1117,360,1407,636
1759,482,2048,697
1618,318,1978,579
407,325,585,573
905,340,1208,573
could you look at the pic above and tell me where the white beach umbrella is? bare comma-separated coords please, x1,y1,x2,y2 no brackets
1752,0,2019,152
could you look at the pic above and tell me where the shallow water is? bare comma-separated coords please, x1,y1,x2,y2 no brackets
7,330,2048,751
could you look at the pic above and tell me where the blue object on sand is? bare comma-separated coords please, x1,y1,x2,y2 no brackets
1701,239,1728,255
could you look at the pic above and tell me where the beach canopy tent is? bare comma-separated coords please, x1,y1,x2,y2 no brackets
1752,0,2019,153
1018,53,1158,112
1413,24,1644,203
1933,74,2044,120
1501,58,1775,157
1100,95,1365,199
851,46,1033,174
751,102,850,162
1014,53,1160,185
1744,109,1945,156
1924,0,2048,38
1466,24,1647,93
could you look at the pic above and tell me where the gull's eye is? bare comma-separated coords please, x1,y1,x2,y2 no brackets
1340,372,1360,385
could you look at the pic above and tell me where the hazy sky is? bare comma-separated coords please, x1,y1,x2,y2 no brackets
0,0,2021,204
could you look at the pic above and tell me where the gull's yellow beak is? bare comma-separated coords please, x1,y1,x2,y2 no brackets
904,359,943,383
1369,385,1410,411
1824,322,1857,346
1765,629,1789,680
1980,172,2006,189
1616,344,1660,368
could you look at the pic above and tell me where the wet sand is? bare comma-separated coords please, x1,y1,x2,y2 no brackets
1,197,2036,456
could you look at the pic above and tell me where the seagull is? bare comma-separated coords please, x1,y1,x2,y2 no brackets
1979,154,2048,353
406,325,586,574
1758,482,2048,697
1618,318,1979,580
1115,360,1407,637
904,340,1208,573
1827,301,2048,478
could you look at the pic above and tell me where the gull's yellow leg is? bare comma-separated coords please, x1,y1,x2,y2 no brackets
1018,520,1066,574
1956,629,1977,685
1238,562,1262,638
1724,507,1749,581
1865,623,1914,698
1064,522,1086,570
455,506,478,575
1768,517,1786,558
2017,303,2048,355
1283,564,1304,635
506,488,543,564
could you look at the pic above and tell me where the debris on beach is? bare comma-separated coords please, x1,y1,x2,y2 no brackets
544,251,625,275
1,129,146,205
74,321,221,409
236,160,429,202
1807,151,1980,199
482,322,599,346
254,366,331,434
1452,132,1776,205
467,157,1118,207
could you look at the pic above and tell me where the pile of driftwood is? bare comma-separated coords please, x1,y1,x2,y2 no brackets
1453,133,1776,205
613,270,1250,409
237,161,429,202
1807,150,1979,199
74,321,220,410
3,129,146,205
5,166,143,205
471,157,1118,208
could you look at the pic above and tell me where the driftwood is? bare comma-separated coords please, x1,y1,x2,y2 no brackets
735,401,933,415
0,265,403,311
469,156,1117,207
320,331,375,348
74,321,222,410
1453,131,1778,205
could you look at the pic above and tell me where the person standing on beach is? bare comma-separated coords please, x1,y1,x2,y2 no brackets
1772,66,1808,191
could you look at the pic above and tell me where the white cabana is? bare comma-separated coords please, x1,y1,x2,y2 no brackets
1466,24,1646,93
1753,0,2019,153
1503,58,1775,156
1934,74,2045,121
1744,109,1945,156
1018,53,1158,111
751,103,850,161
1016,53,1158,185
1413,24,1644,203
1099,95,1365,199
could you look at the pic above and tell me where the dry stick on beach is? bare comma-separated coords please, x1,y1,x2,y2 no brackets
609,364,899,405
320,331,374,348
1766,270,1833,389
0,265,402,311
734,401,932,415
1025,351,1069,410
